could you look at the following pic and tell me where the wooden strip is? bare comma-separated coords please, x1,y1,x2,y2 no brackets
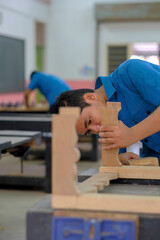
52,194,160,214
99,166,160,179
101,102,122,166
78,172,118,193
77,184,97,194
0,139,11,147
52,107,80,196
128,157,158,166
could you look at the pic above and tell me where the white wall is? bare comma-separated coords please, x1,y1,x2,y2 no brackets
0,0,50,80
99,21,160,75
47,0,95,80
0,0,160,83
47,0,160,81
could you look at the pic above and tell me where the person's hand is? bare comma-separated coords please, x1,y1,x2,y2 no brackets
98,121,135,150
118,152,140,165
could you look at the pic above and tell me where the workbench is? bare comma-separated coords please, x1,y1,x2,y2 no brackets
27,178,160,240
0,130,41,154
0,130,42,187
0,114,52,192
27,105,160,240
0,114,98,192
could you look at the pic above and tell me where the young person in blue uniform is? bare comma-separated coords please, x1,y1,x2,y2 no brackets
52,59,160,164
24,71,71,112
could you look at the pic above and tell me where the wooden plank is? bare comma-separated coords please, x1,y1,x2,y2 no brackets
128,157,158,166
101,102,121,166
77,183,97,194
52,107,80,196
52,194,160,214
99,166,160,179
78,172,118,193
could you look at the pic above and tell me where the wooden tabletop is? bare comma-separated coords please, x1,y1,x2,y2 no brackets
0,103,49,112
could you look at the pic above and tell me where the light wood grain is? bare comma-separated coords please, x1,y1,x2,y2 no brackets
99,165,160,179
52,193,160,214
128,157,158,166
78,172,118,193
101,102,122,166
52,107,80,196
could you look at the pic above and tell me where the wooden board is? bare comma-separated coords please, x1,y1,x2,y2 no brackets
52,107,80,196
52,194,160,214
128,157,158,166
78,172,118,193
99,166,160,179
101,102,121,166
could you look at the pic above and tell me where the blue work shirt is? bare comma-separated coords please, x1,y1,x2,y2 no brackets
28,72,71,107
95,59,160,162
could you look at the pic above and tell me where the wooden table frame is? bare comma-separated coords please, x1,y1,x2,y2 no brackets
52,105,160,215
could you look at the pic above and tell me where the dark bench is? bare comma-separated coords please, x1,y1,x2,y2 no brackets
0,115,98,192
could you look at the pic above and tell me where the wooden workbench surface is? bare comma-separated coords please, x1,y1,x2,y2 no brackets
0,103,49,112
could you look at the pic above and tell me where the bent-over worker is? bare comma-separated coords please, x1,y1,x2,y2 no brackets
24,71,71,112
52,59,160,164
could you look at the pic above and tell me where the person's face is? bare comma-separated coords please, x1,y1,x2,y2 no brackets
76,101,105,135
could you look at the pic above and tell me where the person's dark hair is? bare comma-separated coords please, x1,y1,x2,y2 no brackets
50,88,95,114
30,71,39,79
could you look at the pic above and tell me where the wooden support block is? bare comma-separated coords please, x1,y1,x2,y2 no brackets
128,157,159,166
77,183,97,194
78,172,118,193
99,166,160,179
101,102,122,167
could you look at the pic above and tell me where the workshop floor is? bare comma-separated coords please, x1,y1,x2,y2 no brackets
0,143,101,240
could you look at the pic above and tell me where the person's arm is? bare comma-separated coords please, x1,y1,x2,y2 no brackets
99,105,160,150
99,60,160,150
24,88,32,107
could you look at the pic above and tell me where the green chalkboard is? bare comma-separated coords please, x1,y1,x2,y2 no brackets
0,35,25,93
